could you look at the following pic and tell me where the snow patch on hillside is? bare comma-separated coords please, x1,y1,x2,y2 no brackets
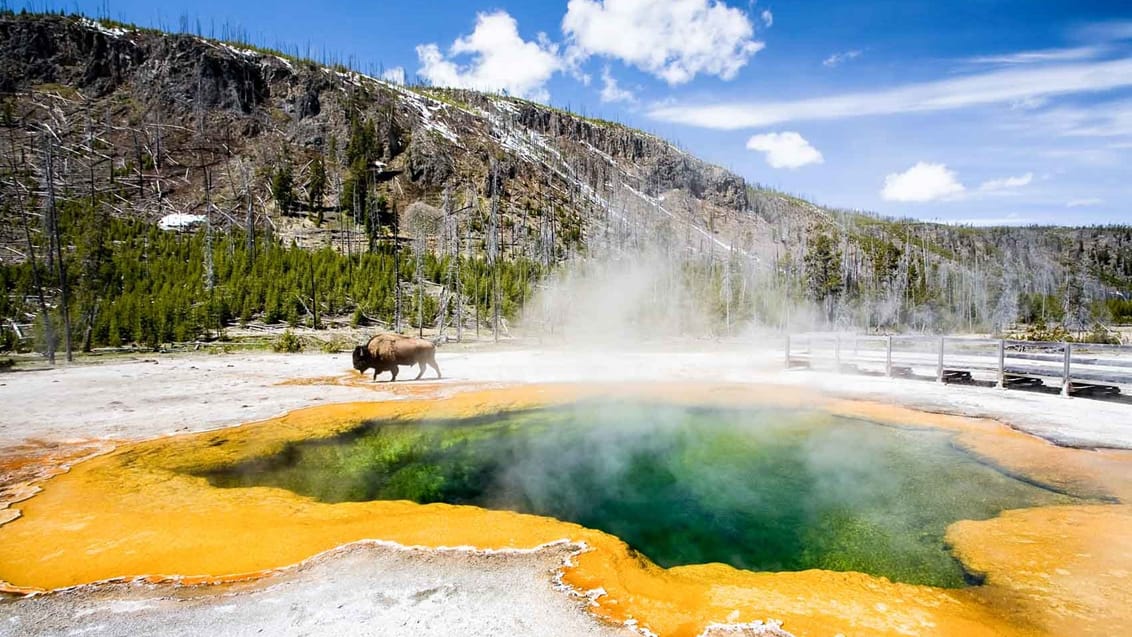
80,18,128,38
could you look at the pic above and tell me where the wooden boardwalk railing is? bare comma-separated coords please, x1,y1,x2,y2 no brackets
786,333,1132,397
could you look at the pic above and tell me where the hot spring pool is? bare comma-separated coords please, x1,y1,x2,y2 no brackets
197,402,1079,588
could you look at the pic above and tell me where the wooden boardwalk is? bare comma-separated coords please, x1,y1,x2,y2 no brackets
786,333,1132,398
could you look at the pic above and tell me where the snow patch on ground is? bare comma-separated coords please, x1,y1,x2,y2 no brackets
621,185,757,260
157,213,206,231
79,18,128,39
393,87,462,144
216,42,258,59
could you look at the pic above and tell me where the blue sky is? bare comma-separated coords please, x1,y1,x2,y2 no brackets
16,0,1132,226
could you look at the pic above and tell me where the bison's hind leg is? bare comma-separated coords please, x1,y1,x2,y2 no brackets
415,360,427,380
429,353,442,379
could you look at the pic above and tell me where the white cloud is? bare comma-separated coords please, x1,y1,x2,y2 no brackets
380,66,406,85
1009,95,1048,110
416,11,562,101
760,9,773,27
745,131,823,169
599,66,635,103
881,162,965,202
1040,147,1122,166
966,46,1102,65
822,49,861,67
647,58,1132,129
562,0,764,85
1025,99,1132,139
1067,198,1104,208
979,172,1033,192
879,169,1035,202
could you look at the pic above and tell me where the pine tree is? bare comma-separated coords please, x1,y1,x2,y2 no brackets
804,233,843,322
308,155,326,225
270,162,296,215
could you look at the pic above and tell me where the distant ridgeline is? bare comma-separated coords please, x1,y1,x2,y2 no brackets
0,11,1130,354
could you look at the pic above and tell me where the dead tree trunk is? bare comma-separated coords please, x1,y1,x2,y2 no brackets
309,253,319,329
392,201,402,333
489,161,501,343
415,236,424,338
82,112,105,353
43,135,73,362
244,167,255,267
21,204,54,365
133,130,144,199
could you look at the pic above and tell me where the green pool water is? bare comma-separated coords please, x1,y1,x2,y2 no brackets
197,402,1079,587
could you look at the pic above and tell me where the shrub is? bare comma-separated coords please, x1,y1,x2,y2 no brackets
273,329,303,353
319,335,350,353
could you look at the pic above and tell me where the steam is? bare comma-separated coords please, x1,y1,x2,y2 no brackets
522,249,707,343
509,175,839,345
520,246,821,345
509,174,1118,340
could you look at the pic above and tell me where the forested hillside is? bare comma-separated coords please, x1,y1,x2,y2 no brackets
0,11,1129,359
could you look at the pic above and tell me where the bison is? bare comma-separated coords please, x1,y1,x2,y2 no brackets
352,333,442,381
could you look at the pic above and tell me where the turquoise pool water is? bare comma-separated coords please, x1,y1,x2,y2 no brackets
198,402,1078,587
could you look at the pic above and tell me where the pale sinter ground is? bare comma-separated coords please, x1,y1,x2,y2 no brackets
2,343,1127,448
0,342,1127,636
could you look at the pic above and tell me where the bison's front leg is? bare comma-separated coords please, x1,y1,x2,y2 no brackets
389,366,399,382
372,368,379,381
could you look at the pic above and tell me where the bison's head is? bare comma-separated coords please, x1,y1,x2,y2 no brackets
351,345,371,371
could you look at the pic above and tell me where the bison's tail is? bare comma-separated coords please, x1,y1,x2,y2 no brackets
429,335,449,348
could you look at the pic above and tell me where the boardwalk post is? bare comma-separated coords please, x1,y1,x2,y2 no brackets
885,335,893,378
1061,342,1072,397
785,333,791,369
996,339,1006,389
834,334,842,373
937,336,945,383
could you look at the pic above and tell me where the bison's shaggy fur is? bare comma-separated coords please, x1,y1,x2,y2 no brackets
352,333,441,381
